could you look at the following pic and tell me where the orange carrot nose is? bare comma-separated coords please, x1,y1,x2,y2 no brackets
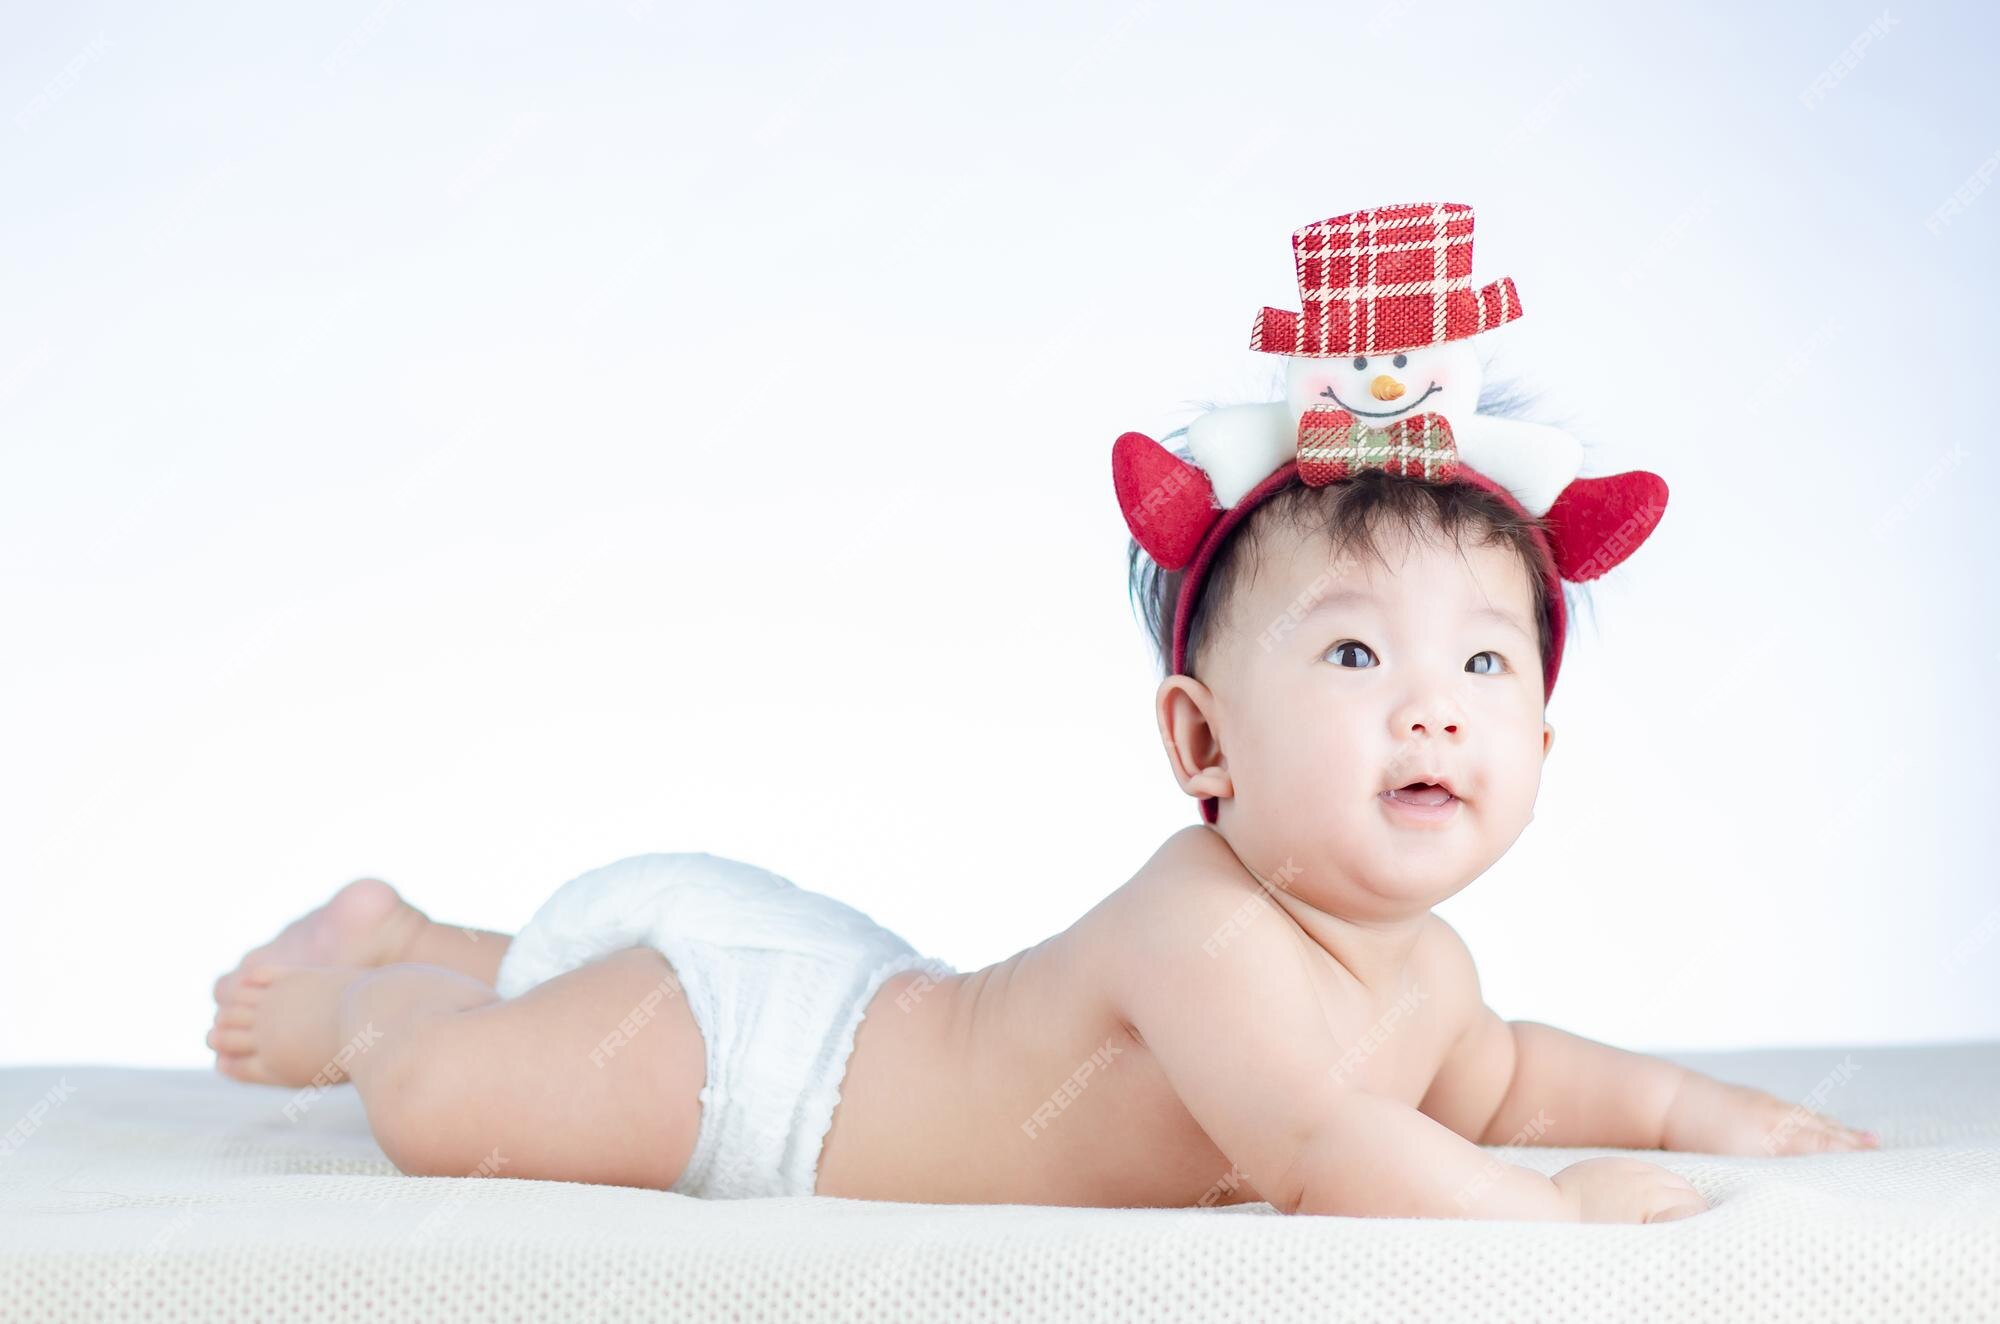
1370,375,1406,402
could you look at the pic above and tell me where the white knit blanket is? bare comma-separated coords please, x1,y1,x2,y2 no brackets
2,1042,1996,1322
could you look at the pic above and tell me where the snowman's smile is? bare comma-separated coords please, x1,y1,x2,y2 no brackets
1319,382,1441,419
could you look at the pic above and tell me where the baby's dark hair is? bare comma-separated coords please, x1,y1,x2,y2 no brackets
1127,385,1562,679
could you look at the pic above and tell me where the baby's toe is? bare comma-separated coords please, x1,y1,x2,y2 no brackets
206,1023,257,1056
207,969,285,1062
239,963,287,990
214,1051,279,1085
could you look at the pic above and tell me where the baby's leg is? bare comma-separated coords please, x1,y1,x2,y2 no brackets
214,877,511,999
346,950,704,1189
218,950,706,1191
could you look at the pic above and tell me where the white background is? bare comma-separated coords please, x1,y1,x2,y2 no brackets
2,0,1994,1068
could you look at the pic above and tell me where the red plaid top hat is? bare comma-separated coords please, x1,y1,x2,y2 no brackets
1248,202,1521,358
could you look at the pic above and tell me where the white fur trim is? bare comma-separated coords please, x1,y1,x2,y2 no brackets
1452,414,1584,516
1185,401,1293,508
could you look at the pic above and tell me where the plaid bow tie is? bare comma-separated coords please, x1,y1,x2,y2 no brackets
1295,408,1459,486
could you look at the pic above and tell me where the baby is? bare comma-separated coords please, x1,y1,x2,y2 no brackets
206,459,1876,1223
208,205,1878,1221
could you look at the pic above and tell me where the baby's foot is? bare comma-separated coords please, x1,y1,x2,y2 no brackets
208,964,366,1087
213,878,426,1006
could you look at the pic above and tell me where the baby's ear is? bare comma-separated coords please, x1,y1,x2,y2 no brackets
1542,720,1556,761
1156,675,1233,803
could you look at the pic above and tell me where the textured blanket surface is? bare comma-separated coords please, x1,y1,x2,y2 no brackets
2,1042,1997,1322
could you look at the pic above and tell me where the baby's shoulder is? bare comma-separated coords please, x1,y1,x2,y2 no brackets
1410,913,1486,1040
1080,828,1324,1018
1092,826,1277,948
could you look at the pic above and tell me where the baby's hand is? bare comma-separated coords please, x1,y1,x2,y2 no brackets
1551,1156,1708,1223
1661,1071,1880,1156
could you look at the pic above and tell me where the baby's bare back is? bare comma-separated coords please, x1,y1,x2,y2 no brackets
814,826,1471,1207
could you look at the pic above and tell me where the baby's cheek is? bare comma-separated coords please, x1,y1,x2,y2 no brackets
1248,712,1341,800
1483,737,1545,822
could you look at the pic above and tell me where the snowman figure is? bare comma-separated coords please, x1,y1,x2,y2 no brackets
1190,337,1579,514
1184,203,1648,541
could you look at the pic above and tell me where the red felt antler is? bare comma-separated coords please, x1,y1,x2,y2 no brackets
1543,471,1670,582
1111,432,1220,571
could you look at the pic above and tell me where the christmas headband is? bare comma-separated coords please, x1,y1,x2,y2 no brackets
1112,202,1670,822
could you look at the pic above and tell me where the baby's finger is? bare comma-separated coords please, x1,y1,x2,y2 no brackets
1810,1111,1879,1148
1807,1121,1877,1152
1650,1198,1708,1223
1764,1120,1835,1155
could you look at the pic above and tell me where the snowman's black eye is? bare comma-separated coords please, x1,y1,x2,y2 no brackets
1352,356,1367,370
1392,353,1408,369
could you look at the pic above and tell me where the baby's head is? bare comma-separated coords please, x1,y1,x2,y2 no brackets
1129,463,1558,916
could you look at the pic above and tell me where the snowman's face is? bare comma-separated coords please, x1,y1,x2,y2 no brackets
1285,341,1483,425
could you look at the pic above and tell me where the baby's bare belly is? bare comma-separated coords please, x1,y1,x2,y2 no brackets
814,957,1265,1208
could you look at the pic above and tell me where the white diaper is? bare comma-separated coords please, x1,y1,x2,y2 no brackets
492,852,955,1200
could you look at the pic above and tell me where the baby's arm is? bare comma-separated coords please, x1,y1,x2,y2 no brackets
1110,833,1574,1221
1422,921,1878,1156
1430,1007,1688,1149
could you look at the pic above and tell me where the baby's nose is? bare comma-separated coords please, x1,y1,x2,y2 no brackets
1370,375,1405,402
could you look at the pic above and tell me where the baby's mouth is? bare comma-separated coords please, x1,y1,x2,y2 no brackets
1381,781,1456,808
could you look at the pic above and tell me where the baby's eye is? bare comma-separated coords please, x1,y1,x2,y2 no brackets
1325,640,1378,669
1465,651,1507,675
